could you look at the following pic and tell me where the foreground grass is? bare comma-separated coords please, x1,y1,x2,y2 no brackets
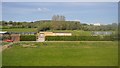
0,52,1,67
2,41,118,66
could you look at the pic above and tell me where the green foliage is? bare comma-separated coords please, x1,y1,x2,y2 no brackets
82,24,118,31
37,22,51,31
45,36,116,41
1,42,10,46
1,26,11,29
1,20,117,31
20,35,36,41
37,21,81,31
2,28,37,32
0,35,11,40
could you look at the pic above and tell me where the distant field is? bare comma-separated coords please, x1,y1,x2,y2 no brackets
2,28,37,32
48,30,92,36
48,30,115,36
2,29,91,36
2,28,115,36
2,41,118,66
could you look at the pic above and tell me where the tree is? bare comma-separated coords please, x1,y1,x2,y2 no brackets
52,15,65,21
37,22,51,31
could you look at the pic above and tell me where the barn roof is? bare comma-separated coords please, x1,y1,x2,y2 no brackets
0,31,7,34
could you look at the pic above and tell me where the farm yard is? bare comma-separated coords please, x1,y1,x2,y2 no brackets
1,24,118,66
2,41,118,66
1,28,118,66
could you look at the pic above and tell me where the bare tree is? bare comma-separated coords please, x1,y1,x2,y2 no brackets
52,15,65,21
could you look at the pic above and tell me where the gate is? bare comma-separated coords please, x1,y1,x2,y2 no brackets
37,33,45,42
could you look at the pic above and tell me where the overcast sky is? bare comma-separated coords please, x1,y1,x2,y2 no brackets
2,2,118,24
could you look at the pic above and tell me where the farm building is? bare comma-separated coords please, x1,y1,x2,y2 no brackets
92,31,113,36
0,31,20,42
39,32,72,36
37,32,72,42
0,31,8,37
8,32,36,35
0,31,10,40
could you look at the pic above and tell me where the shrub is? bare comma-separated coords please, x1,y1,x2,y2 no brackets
1,35,11,40
20,35,36,41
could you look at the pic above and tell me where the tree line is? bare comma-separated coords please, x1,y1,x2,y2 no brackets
0,15,118,31
0,20,118,31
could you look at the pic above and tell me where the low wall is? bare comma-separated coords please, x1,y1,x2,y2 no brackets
39,32,72,36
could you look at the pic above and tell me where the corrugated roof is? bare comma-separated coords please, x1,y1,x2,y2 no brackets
0,31,7,34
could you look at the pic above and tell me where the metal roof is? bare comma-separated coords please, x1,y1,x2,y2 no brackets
0,31,7,34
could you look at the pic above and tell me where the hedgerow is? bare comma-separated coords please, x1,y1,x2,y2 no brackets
20,35,36,41
45,36,116,41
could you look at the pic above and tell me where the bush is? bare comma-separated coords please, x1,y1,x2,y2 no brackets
1,35,11,40
45,36,116,41
20,35,36,41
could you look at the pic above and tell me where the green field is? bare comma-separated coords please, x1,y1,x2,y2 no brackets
2,28,37,32
2,41,118,66
2,28,115,36
45,30,115,36
2,29,92,36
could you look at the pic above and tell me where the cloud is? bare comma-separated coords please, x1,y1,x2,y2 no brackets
38,8,50,12
73,19,80,22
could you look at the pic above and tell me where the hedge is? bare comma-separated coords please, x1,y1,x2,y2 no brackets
0,35,11,40
45,36,116,41
20,35,36,41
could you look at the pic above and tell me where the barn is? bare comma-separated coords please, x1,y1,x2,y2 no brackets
37,32,72,42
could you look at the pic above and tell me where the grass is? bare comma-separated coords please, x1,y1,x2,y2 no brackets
2,41,118,66
0,52,1,67
48,30,92,36
2,28,37,32
2,28,115,36
0,42,10,46
48,30,115,36
2,29,92,36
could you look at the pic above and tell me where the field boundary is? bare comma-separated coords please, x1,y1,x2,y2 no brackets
45,41,116,42
15,41,116,43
